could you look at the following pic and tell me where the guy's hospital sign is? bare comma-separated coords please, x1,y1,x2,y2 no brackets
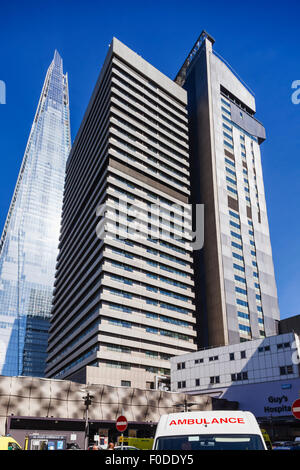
0,80,6,104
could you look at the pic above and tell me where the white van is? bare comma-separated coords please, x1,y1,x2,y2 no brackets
153,411,267,450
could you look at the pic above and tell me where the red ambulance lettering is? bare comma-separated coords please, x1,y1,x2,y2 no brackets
169,416,245,426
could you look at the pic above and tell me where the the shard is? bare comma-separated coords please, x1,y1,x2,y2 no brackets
0,51,71,376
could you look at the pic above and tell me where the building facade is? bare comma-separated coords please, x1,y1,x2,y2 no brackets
170,332,300,439
0,51,71,376
171,332,300,436
171,332,300,394
45,38,197,388
176,32,280,347
0,375,222,449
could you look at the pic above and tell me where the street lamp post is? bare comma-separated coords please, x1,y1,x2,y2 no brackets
82,391,94,450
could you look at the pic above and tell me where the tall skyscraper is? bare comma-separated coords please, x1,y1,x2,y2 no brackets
175,31,280,347
45,38,197,389
0,51,71,376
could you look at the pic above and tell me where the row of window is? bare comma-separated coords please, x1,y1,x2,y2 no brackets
108,274,191,303
109,241,191,274
177,366,295,390
109,303,192,328
110,173,187,211
113,62,188,125
105,343,172,360
178,350,247,369
107,287,191,315
109,259,189,289
107,318,191,341
228,207,252,338
111,122,188,176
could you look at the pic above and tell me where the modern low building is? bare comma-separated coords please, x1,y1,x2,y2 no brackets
171,332,300,439
175,31,280,347
45,38,198,388
0,375,234,449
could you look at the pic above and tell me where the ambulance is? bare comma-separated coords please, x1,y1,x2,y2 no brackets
153,411,267,450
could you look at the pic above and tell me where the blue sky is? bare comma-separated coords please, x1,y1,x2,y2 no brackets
0,0,299,320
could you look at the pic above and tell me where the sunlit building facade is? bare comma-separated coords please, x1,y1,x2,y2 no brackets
0,51,71,376
45,38,198,389
176,32,280,347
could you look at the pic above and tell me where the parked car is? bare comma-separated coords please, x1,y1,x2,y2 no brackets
272,441,300,450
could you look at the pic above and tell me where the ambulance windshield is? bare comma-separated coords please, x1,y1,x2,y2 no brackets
155,434,265,450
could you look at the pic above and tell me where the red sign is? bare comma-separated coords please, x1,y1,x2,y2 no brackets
116,415,128,432
292,399,300,420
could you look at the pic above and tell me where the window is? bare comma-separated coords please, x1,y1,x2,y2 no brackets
232,372,248,382
209,356,219,362
177,381,186,389
239,324,251,333
238,311,250,320
177,362,185,370
227,177,237,186
232,242,243,251
235,275,246,284
224,140,234,150
210,376,220,385
221,106,231,115
235,287,247,295
195,379,200,387
225,157,235,167
229,352,235,361
258,345,270,353
241,350,246,359
195,358,204,364
224,131,233,142
234,264,245,273
280,366,294,375
121,380,131,387
277,342,291,350
227,186,238,195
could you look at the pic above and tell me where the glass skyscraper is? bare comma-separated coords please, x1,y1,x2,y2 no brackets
0,50,71,376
